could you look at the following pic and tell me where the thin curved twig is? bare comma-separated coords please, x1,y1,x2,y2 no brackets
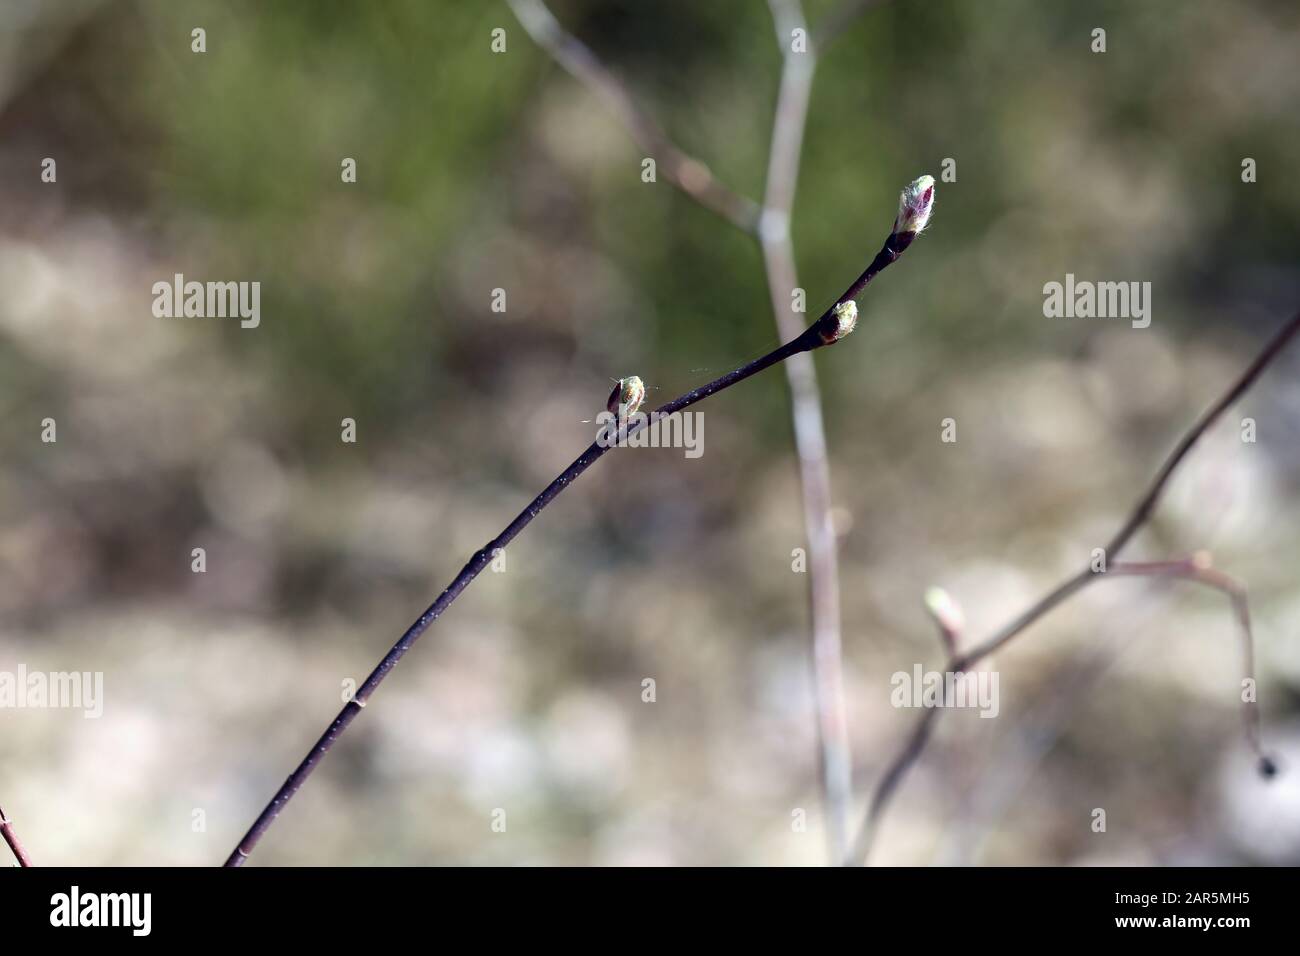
509,0,895,863
851,308,1300,864
506,0,760,232
224,198,930,866
945,555,1268,864
1108,555,1271,770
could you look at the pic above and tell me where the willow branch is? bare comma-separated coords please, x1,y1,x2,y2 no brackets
509,0,895,864
758,0,852,864
223,188,932,866
1108,555,1271,771
506,0,760,232
851,307,1300,865
0,804,32,867
940,640,1120,865
948,555,1268,864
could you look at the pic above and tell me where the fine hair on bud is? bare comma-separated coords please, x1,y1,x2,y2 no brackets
894,174,936,237
820,300,859,344
607,375,646,420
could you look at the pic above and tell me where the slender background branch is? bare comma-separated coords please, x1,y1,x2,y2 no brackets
944,556,1266,864
505,0,759,232
1108,555,1270,770
759,0,852,865
852,308,1300,865
0,804,32,867
506,0,894,868
508,0,890,862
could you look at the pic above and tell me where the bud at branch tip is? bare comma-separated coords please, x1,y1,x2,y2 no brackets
923,585,965,647
894,174,935,237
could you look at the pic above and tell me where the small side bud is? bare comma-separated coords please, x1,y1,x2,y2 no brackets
924,585,964,653
820,300,858,344
1258,755,1278,779
607,375,646,419
894,174,935,236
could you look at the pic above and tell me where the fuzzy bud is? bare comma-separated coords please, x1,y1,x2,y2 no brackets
819,300,859,344
607,375,646,419
894,174,935,237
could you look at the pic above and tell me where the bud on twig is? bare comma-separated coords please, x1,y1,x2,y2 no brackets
820,301,858,345
607,375,646,422
825,175,935,322
893,174,935,237
924,585,964,655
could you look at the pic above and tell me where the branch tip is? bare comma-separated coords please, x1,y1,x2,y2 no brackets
894,174,935,237
923,585,964,652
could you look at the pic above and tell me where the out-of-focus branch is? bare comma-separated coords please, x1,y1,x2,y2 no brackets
506,0,760,232
1108,554,1272,772
0,804,33,867
759,0,852,866
922,586,964,658
946,555,1269,864
223,185,932,866
852,308,1300,865
509,0,893,864
939,638,1122,865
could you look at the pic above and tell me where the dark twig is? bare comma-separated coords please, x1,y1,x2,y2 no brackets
0,804,33,867
851,308,1300,865
509,0,894,863
223,191,930,866
760,0,852,863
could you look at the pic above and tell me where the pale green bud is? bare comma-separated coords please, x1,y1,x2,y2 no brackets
819,300,859,344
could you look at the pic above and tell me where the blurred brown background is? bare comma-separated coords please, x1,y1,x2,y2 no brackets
1,0,1299,865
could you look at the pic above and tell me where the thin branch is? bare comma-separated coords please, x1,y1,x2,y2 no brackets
760,0,852,864
940,639,1122,865
0,804,33,867
506,0,760,232
922,586,964,658
763,0,816,223
508,0,895,864
947,555,1269,864
1108,555,1271,772
851,308,1300,865
223,193,930,866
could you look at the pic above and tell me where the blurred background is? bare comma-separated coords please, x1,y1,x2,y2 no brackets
2,0,1299,866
